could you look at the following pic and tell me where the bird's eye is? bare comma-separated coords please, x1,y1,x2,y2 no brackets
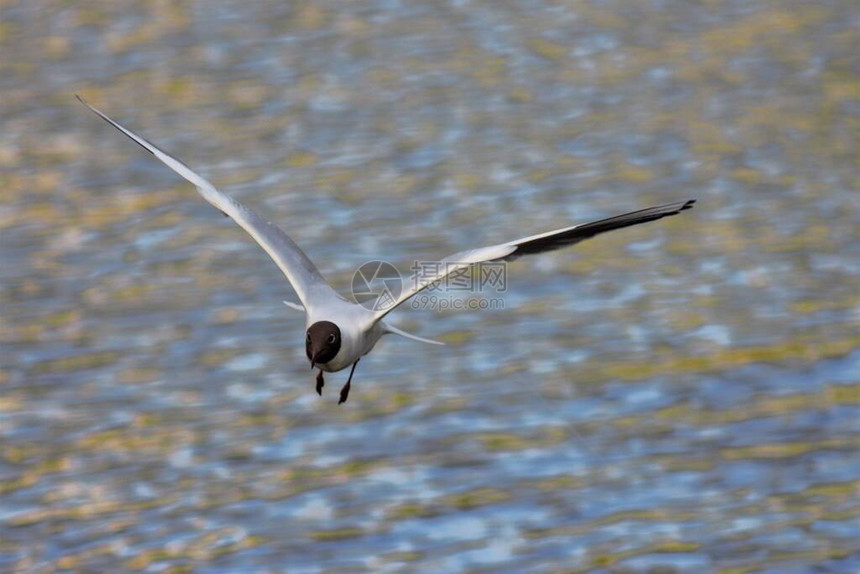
306,332,311,342
327,334,336,344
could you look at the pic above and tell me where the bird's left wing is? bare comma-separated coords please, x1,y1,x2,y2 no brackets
373,199,695,322
77,96,342,310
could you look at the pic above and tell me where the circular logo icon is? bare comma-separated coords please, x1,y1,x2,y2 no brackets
351,260,402,311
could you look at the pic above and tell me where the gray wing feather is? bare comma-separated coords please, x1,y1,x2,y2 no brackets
373,199,695,321
502,199,695,260
77,96,340,310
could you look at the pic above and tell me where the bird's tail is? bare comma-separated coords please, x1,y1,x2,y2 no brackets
382,322,446,345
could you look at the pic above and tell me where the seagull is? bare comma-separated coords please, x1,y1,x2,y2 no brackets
77,96,695,404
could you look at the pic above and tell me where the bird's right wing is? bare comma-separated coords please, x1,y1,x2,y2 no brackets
373,199,695,321
78,96,342,310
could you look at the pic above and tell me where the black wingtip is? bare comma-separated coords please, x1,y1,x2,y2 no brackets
681,199,696,211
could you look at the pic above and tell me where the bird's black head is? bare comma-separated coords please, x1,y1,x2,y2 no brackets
306,321,341,368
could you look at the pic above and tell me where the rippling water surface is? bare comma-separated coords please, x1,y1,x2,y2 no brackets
2,1,859,572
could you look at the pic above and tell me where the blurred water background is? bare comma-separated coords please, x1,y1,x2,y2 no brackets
2,1,859,572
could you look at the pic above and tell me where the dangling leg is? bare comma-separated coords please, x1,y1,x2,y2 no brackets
338,360,360,405
316,370,325,395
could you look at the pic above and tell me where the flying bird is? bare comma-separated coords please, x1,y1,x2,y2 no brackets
78,96,695,404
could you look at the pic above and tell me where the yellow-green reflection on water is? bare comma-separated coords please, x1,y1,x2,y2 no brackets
2,0,859,571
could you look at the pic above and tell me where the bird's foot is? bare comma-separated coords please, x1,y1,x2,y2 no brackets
338,360,359,405
316,370,325,395
338,381,351,405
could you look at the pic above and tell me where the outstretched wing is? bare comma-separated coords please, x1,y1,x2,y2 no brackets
77,96,341,311
374,199,695,321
